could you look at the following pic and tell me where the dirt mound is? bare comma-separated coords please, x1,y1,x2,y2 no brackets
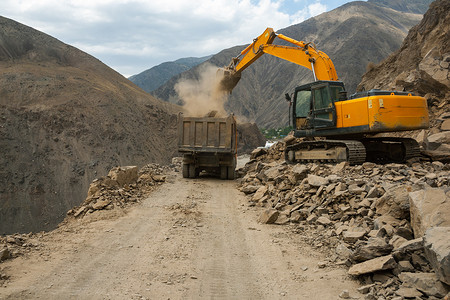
237,123,265,154
0,16,180,234
66,164,172,221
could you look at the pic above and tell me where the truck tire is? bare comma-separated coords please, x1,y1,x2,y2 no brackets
182,164,189,178
220,166,227,180
227,166,235,180
189,164,196,178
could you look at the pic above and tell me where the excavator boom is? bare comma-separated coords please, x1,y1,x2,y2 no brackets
218,27,338,92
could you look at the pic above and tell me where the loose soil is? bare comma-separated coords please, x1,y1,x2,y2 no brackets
0,171,359,299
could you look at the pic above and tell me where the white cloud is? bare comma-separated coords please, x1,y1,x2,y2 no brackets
290,1,327,24
0,0,330,76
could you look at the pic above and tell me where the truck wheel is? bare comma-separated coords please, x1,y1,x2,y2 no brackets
182,164,189,178
220,166,227,180
189,164,196,178
227,166,235,180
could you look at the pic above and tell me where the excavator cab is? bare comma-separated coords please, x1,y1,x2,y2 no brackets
292,81,345,133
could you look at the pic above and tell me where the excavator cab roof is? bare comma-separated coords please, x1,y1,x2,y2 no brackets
294,80,345,92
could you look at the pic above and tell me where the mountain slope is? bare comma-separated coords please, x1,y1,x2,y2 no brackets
368,0,434,14
0,16,180,234
153,1,424,128
358,0,450,137
358,0,449,95
129,56,211,93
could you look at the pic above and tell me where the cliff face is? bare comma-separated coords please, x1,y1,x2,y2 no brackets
357,0,449,157
0,16,179,234
358,0,450,96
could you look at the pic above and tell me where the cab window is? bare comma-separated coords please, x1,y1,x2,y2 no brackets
330,85,344,101
313,87,331,110
295,90,311,118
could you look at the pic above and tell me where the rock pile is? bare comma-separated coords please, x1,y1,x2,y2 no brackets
418,110,450,163
0,231,44,285
67,163,172,219
238,154,450,299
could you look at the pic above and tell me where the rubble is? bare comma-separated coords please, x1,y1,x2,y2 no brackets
0,232,43,266
348,255,397,276
66,162,174,219
423,227,450,285
238,141,450,297
398,272,448,298
408,187,450,237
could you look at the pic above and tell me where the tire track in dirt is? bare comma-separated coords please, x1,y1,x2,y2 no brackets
0,172,360,299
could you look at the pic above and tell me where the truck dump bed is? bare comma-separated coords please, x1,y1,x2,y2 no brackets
177,114,237,180
178,114,237,154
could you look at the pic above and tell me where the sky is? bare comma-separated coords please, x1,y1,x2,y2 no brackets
0,0,356,77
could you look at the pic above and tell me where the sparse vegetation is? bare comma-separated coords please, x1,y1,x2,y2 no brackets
261,126,293,140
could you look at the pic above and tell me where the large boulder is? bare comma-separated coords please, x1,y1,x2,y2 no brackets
258,209,279,224
424,227,450,285
427,131,450,150
307,174,328,187
351,237,393,262
375,185,411,219
107,166,138,187
398,272,448,298
348,255,397,276
408,187,450,238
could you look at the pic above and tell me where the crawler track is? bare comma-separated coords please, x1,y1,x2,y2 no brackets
285,137,420,165
285,140,366,165
361,137,420,163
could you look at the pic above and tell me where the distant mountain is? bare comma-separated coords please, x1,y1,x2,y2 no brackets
129,56,211,93
153,0,425,128
0,16,179,234
368,0,434,14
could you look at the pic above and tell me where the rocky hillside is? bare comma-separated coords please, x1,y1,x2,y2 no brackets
368,0,435,13
358,0,449,157
153,1,428,128
129,56,211,93
358,0,449,96
0,16,180,234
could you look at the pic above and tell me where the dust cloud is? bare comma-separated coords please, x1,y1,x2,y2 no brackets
175,63,229,117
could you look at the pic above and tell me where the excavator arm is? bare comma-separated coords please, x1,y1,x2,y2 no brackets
218,28,338,92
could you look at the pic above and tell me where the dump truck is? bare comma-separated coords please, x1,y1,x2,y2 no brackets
178,112,237,180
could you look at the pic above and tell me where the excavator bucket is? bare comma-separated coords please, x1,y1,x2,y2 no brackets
216,68,241,93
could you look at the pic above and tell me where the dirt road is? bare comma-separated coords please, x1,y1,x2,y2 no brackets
0,172,360,299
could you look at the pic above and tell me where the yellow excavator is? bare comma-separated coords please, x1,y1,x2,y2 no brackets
218,28,429,164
